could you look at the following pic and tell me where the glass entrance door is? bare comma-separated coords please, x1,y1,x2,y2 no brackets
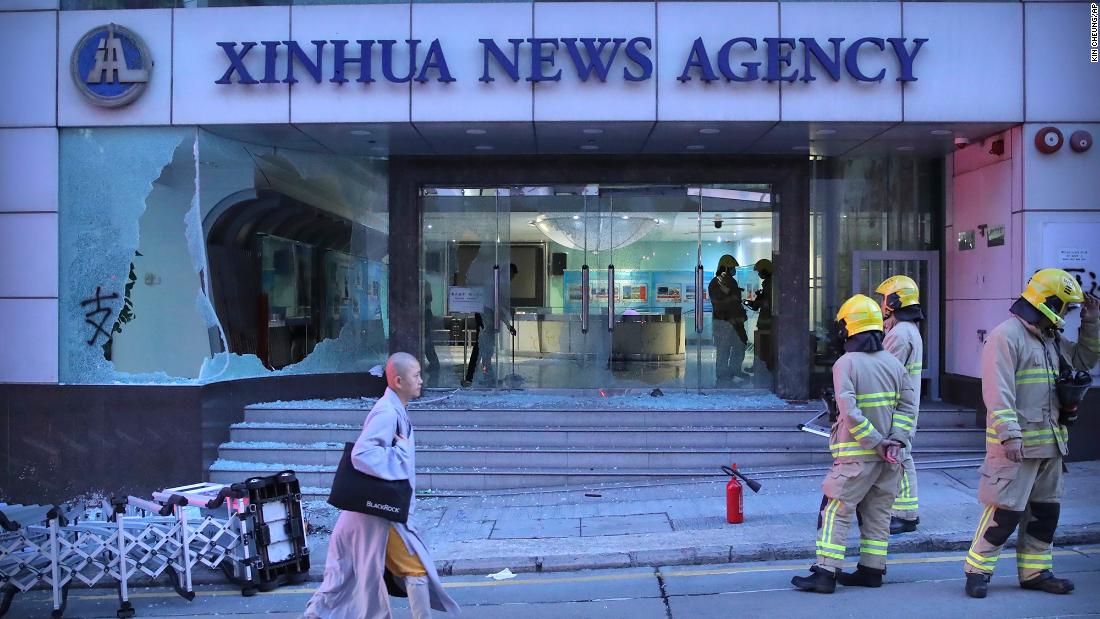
420,183,775,392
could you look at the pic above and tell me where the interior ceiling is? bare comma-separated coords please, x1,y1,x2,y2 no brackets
203,121,1015,159
422,196,774,244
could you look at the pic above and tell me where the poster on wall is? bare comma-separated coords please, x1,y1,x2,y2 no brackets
656,282,682,303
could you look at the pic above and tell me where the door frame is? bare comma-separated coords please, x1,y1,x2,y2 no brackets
851,250,941,400
388,155,812,399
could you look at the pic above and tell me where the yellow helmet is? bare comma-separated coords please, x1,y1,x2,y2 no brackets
1021,268,1084,327
836,294,884,337
754,258,773,276
717,254,738,275
875,275,920,311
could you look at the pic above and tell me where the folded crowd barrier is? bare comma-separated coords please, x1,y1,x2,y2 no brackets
0,470,308,619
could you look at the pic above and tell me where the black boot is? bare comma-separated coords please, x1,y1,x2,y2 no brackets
791,565,837,594
889,516,919,535
965,572,990,598
837,564,885,588
1020,570,1074,594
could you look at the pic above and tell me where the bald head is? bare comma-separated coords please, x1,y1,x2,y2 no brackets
385,352,422,404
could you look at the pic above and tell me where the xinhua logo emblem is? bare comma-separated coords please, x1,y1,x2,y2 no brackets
71,24,151,108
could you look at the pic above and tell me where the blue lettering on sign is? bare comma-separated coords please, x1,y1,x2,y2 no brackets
213,36,928,86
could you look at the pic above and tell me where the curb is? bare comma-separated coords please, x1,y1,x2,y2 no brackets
108,523,1100,590
435,523,1100,576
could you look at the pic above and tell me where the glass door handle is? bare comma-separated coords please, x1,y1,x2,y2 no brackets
695,265,704,334
493,265,500,330
581,264,590,334
608,265,615,332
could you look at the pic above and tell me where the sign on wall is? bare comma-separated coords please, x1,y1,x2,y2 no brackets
70,24,152,108
212,36,927,87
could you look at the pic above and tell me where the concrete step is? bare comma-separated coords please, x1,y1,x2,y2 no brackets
229,424,985,450
210,457,985,493
215,443,984,469
242,406,977,429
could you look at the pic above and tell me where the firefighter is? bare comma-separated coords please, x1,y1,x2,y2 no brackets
874,275,925,534
964,269,1099,598
791,295,918,594
709,255,749,381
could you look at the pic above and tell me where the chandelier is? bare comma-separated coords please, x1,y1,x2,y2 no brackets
533,213,660,252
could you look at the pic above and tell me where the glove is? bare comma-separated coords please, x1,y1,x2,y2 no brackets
1003,438,1023,463
1082,295,1099,321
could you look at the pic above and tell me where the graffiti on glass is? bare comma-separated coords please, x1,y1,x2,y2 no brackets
81,286,119,346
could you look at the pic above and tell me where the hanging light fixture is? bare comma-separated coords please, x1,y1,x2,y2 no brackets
532,212,660,251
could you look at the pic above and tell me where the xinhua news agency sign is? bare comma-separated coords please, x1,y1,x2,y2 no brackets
213,36,928,86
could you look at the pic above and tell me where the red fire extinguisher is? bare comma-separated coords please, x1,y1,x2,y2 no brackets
722,464,762,524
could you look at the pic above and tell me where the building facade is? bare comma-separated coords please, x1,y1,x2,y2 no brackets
1,0,1098,496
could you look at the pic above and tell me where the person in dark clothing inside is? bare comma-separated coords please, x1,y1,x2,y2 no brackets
745,258,774,373
464,262,517,385
709,254,749,382
422,279,439,373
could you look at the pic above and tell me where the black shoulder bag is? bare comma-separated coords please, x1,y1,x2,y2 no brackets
327,420,412,523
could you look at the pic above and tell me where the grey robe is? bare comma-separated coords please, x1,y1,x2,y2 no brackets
303,389,459,618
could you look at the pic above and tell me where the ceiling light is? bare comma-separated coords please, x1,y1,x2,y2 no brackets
426,224,432,229
350,129,372,136
474,145,494,151
815,129,837,136
582,128,604,135
465,128,487,135
621,215,629,220
581,144,599,151
686,144,706,151
699,128,720,135
897,145,915,152
452,239,457,242
750,237,769,243
653,218,661,223
930,129,953,136
572,215,580,220
716,236,722,243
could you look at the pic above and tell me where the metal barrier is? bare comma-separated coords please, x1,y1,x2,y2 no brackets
0,470,308,619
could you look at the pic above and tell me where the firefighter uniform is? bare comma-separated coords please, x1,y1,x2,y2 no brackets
964,269,1098,597
793,295,918,593
875,274,925,526
817,349,918,571
884,319,923,519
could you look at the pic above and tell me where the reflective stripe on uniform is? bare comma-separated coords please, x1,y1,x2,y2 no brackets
860,539,888,556
818,499,844,559
966,549,998,571
1016,552,1053,569
985,426,1067,446
829,441,877,457
990,408,1017,428
850,419,874,440
892,413,913,431
855,391,899,407
893,469,918,510
1015,368,1055,385
966,505,996,572
906,362,923,376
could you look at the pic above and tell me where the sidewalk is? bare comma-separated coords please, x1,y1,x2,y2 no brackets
293,460,1100,577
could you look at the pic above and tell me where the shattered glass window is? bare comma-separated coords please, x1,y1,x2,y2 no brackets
58,127,390,384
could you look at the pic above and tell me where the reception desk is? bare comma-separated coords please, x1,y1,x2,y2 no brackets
513,311,686,361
